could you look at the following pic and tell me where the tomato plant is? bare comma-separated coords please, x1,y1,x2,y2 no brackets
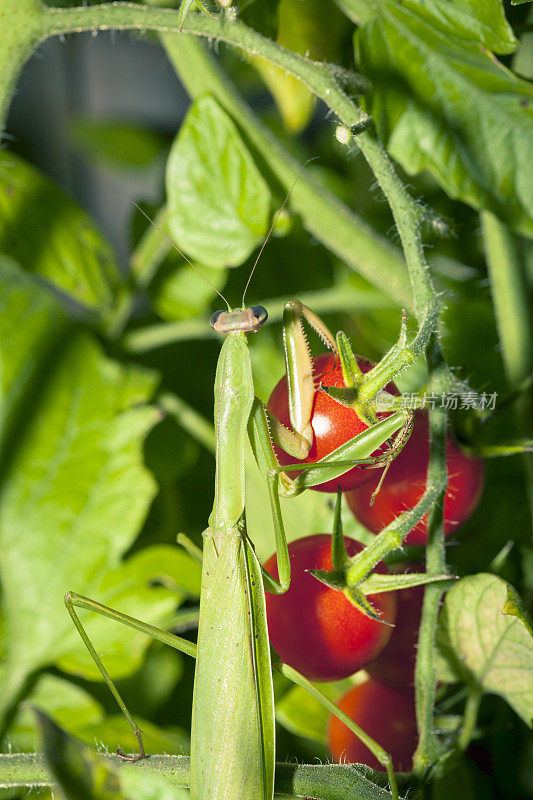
264,534,396,682
1,0,532,798
346,411,485,545
327,679,417,772
267,352,399,492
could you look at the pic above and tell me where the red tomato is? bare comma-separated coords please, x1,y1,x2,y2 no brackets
264,534,396,682
345,411,484,545
267,353,399,493
327,679,417,772
366,567,424,690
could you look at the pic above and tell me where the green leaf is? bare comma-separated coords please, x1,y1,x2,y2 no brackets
435,574,533,725
7,674,104,752
55,545,200,679
403,0,516,53
0,262,188,723
9,672,189,757
68,117,168,170
354,1,533,237
0,255,70,452
0,151,120,313
166,94,271,268
36,710,126,800
343,0,516,51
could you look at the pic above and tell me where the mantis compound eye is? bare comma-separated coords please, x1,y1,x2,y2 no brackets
209,310,225,330
250,306,268,329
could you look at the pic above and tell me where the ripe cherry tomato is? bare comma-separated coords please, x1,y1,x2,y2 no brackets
327,679,417,771
366,566,424,690
267,353,399,493
345,411,484,545
264,534,396,682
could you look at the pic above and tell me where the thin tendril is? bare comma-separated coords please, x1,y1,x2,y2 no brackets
133,202,231,311
241,158,318,308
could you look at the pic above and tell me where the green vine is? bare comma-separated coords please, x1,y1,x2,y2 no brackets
0,752,400,799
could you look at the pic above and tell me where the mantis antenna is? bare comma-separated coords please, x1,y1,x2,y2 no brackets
132,202,231,312
241,158,318,308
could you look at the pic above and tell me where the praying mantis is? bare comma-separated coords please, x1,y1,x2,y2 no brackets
63,198,417,800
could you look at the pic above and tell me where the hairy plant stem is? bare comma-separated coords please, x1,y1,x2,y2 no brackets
0,753,399,799
349,124,449,772
481,212,533,530
41,5,369,127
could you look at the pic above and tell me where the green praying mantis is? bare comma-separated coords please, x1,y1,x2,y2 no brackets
63,192,431,800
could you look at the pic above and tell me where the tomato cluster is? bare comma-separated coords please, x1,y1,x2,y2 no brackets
268,353,484,544
346,411,484,546
265,536,423,771
265,346,485,773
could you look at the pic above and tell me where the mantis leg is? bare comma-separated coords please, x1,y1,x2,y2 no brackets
251,397,411,497
277,661,400,800
64,591,197,760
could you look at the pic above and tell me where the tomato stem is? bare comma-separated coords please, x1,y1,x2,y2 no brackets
457,688,482,752
345,485,441,587
331,488,349,572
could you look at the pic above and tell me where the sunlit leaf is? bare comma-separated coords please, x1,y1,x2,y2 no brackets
120,767,190,800
354,0,533,236
0,151,120,312
9,674,190,757
0,255,69,452
7,674,104,752
435,574,533,725
166,94,271,268
0,262,193,725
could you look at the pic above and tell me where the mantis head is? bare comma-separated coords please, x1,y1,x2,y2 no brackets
210,306,268,335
